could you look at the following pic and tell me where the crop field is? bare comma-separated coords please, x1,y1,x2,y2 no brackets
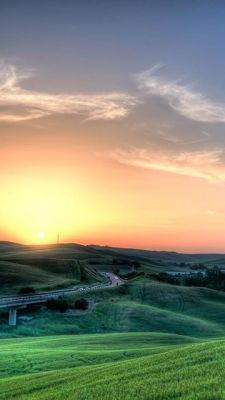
0,332,196,378
0,333,224,400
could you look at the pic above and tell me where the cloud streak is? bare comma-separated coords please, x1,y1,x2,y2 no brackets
0,63,138,122
110,147,225,182
3,62,225,125
137,67,225,123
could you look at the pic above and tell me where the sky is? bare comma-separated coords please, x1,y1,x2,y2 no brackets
1,1,225,252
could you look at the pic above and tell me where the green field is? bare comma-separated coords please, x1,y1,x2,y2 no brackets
0,333,224,400
1,242,225,398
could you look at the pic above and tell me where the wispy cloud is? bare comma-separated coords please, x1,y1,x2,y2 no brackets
110,147,225,182
137,66,225,123
0,63,138,122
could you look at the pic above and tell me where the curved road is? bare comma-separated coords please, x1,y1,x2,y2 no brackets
0,272,123,308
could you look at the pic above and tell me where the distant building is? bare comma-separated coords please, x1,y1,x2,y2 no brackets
166,271,206,277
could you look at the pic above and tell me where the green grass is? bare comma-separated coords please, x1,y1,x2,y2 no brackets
2,241,224,296
0,257,103,294
0,242,201,296
0,260,80,294
0,333,224,399
2,243,225,398
1,277,225,339
0,332,196,378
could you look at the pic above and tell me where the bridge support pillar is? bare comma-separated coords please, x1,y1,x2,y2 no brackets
9,307,17,326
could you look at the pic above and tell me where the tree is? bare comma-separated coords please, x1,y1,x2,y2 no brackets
113,267,120,275
80,266,87,281
46,297,69,312
131,261,141,271
18,287,35,295
75,298,89,310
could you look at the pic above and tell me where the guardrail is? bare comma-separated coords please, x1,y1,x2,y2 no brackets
0,278,112,308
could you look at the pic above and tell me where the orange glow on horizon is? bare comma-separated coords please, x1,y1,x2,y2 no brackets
2,132,225,252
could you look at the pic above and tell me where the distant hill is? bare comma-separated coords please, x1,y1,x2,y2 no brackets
2,241,225,263
0,241,23,250
1,241,225,295
89,244,225,263
0,242,103,294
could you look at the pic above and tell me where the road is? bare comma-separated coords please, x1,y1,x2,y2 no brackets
0,272,123,309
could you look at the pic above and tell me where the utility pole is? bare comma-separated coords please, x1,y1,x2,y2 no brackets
57,233,59,246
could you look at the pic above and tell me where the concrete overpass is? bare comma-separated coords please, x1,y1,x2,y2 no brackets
0,273,123,326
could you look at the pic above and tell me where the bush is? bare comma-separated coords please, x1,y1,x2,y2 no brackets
118,285,128,295
113,267,120,275
121,271,145,280
46,297,69,313
75,298,89,310
80,266,87,281
132,261,141,269
88,260,101,265
157,273,180,285
18,287,36,295
112,258,132,266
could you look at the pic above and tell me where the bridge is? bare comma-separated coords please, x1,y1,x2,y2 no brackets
0,273,123,326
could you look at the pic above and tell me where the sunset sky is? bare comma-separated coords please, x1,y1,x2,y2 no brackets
1,1,225,252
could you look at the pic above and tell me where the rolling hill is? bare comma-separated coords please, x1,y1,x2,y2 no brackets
0,333,224,400
1,242,225,398
0,243,104,294
1,241,225,296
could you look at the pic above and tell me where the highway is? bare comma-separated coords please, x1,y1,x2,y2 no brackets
0,272,123,309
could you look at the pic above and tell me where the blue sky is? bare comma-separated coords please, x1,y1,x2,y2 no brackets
2,1,225,92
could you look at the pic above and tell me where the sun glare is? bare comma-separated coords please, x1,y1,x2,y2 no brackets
37,231,45,239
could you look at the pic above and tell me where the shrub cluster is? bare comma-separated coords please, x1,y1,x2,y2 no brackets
46,297,89,313
75,298,89,310
156,268,225,292
112,258,141,269
18,287,36,295
46,297,69,313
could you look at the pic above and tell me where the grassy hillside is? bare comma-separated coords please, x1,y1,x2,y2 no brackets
1,276,225,338
0,333,224,399
2,241,225,295
0,259,103,294
0,332,196,378
0,244,104,294
1,242,225,340
91,244,225,263
1,243,225,399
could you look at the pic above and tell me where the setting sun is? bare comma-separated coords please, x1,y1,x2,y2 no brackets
37,231,45,239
